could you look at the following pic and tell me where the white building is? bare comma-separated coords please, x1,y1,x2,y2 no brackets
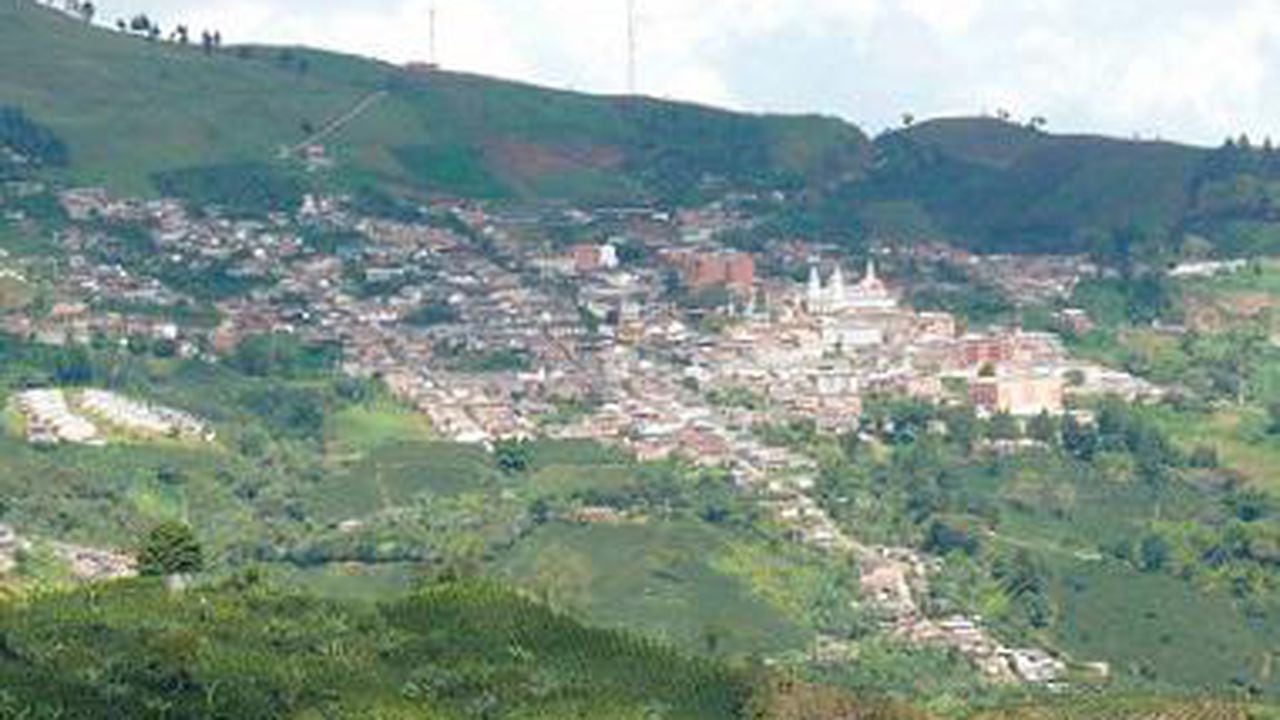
599,243,620,270
807,259,898,315
819,316,885,352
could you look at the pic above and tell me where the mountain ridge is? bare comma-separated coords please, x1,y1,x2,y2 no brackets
0,1,870,205
6,0,1280,258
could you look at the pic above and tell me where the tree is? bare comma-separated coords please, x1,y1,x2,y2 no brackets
1221,324,1268,405
493,438,532,475
1027,411,1059,445
1189,444,1219,469
78,1,94,22
138,522,204,577
1138,533,1170,572
943,405,979,456
994,549,1053,629
1061,414,1097,461
404,301,458,327
987,411,1021,442
701,623,727,656
925,517,980,556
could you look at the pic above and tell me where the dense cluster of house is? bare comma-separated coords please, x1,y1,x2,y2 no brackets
4,183,1141,684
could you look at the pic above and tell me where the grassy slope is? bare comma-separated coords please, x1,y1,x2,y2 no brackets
935,449,1280,694
0,4,395,195
875,117,1206,252
0,2,869,202
1134,263,1280,492
896,117,1047,169
1050,556,1280,693
494,520,813,657
1,579,1274,720
0,579,753,719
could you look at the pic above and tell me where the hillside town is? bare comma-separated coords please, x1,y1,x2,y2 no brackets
5,0,1280,714
0,181,1174,683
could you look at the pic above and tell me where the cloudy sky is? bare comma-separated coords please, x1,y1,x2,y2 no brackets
105,0,1280,145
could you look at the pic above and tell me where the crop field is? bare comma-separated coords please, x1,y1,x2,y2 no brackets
494,520,814,657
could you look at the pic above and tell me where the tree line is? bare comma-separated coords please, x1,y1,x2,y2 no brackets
33,0,228,55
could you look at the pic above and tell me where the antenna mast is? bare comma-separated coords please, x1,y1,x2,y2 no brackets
626,0,637,94
429,3,438,67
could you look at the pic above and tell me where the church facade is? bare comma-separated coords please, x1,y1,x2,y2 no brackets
807,260,899,315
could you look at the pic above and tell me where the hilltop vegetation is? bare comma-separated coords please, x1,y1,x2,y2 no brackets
857,118,1205,254
856,117,1280,258
8,2,1280,257
0,1,867,208
0,578,754,719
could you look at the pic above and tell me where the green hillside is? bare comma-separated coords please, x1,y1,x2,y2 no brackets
894,117,1047,169
10,2,1280,255
0,578,754,719
0,1,869,205
859,118,1206,253
2,579,1275,719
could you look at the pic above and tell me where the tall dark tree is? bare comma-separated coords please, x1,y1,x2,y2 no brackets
987,411,1021,442
1027,411,1059,445
1061,414,1097,462
1268,400,1280,436
494,438,532,475
138,522,204,577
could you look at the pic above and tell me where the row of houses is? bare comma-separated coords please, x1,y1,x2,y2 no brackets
12,388,211,446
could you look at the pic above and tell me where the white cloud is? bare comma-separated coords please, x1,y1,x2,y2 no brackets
896,0,986,36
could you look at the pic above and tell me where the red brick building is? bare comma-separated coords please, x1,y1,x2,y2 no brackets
959,334,1014,368
664,251,755,294
570,244,602,273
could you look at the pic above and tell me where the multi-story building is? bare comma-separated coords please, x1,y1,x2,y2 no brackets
969,372,1065,417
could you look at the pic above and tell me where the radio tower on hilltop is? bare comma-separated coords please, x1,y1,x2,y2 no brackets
626,0,637,94
429,3,438,68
